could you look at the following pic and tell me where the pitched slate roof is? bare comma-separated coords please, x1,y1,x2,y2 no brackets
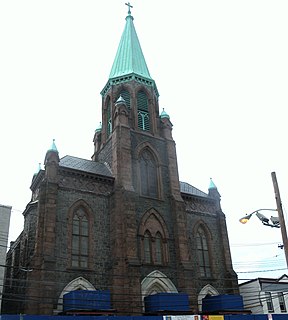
180,181,208,197
60,155,113,178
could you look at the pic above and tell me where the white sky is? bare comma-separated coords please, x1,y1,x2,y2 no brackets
1,0,288,284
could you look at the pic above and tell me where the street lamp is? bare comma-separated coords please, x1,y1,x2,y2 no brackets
239,209,279,228
239,172,288,268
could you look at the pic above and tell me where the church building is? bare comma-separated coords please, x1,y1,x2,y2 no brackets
2,4,238,315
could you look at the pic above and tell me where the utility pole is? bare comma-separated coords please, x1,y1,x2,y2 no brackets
271,171,288,268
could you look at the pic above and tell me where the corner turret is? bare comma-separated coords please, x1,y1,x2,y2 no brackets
44,139,59,182
208,178,221,210
160,108,173,139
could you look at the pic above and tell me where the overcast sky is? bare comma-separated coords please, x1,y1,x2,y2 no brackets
1,0,288,283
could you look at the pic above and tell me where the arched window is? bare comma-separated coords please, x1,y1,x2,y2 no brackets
72,207,89,268
139,210,169,266
155,232,163,264
120,89,131,109
196,227,211,277
137,91,150,131
144,231,152,263
140,149,158,198
106,96,112,137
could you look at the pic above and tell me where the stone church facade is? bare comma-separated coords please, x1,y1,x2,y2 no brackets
2,7,238,315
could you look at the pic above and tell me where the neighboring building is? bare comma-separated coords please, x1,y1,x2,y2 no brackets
239,275,288,314
0,204,12,313
1,6,238,315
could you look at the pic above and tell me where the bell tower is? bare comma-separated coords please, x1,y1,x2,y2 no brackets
91,4,191,314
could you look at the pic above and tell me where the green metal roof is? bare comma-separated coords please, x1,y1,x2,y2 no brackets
95,122,102,133
109,12,151,80
208,178,217,190
160,108,170,119
49,139,58,153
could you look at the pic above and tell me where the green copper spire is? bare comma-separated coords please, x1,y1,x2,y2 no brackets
160,108,170,119
49,139,58,153
109,4,151,80
95,122,102,133
208,178,217,190
33,163,41,176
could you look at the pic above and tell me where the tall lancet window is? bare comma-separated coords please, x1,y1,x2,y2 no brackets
140,149,158,198
196,227,211,277
144,231,152,263
120,89,131,109
137,91,150,131
72,207,89,268
155,232,163,264
106,96,112,137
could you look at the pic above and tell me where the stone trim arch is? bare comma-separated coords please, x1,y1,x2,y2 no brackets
55,276,96,313
193,219,213,240
139,208,169,238
141,270,178,309
135,141,161,165
139,209,169,265
198,284,219,312
68,199,93,221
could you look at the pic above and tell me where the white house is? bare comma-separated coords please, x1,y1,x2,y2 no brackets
239,275,288,314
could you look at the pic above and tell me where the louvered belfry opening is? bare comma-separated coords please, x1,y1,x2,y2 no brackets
120,89,131,109
137,90,149,131
106,96,112,138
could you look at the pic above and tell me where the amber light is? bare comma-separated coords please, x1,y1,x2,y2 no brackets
239,214,253,224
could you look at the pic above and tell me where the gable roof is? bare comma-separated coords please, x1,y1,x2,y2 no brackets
180,181,208,198
58,158,210,196
60,155,113,178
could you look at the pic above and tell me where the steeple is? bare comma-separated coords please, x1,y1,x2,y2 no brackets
101,4,158,97
109,5,151,81
94,3,164,160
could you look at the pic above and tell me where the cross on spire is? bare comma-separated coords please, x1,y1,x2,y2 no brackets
125,2,133,15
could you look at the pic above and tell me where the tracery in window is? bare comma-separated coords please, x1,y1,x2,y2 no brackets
137,91,149,131
72,207,89,268
139,210,169,265
196,227,211,278
140,148,158,198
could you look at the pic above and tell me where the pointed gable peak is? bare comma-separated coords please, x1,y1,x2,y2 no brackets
108,4,151,81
